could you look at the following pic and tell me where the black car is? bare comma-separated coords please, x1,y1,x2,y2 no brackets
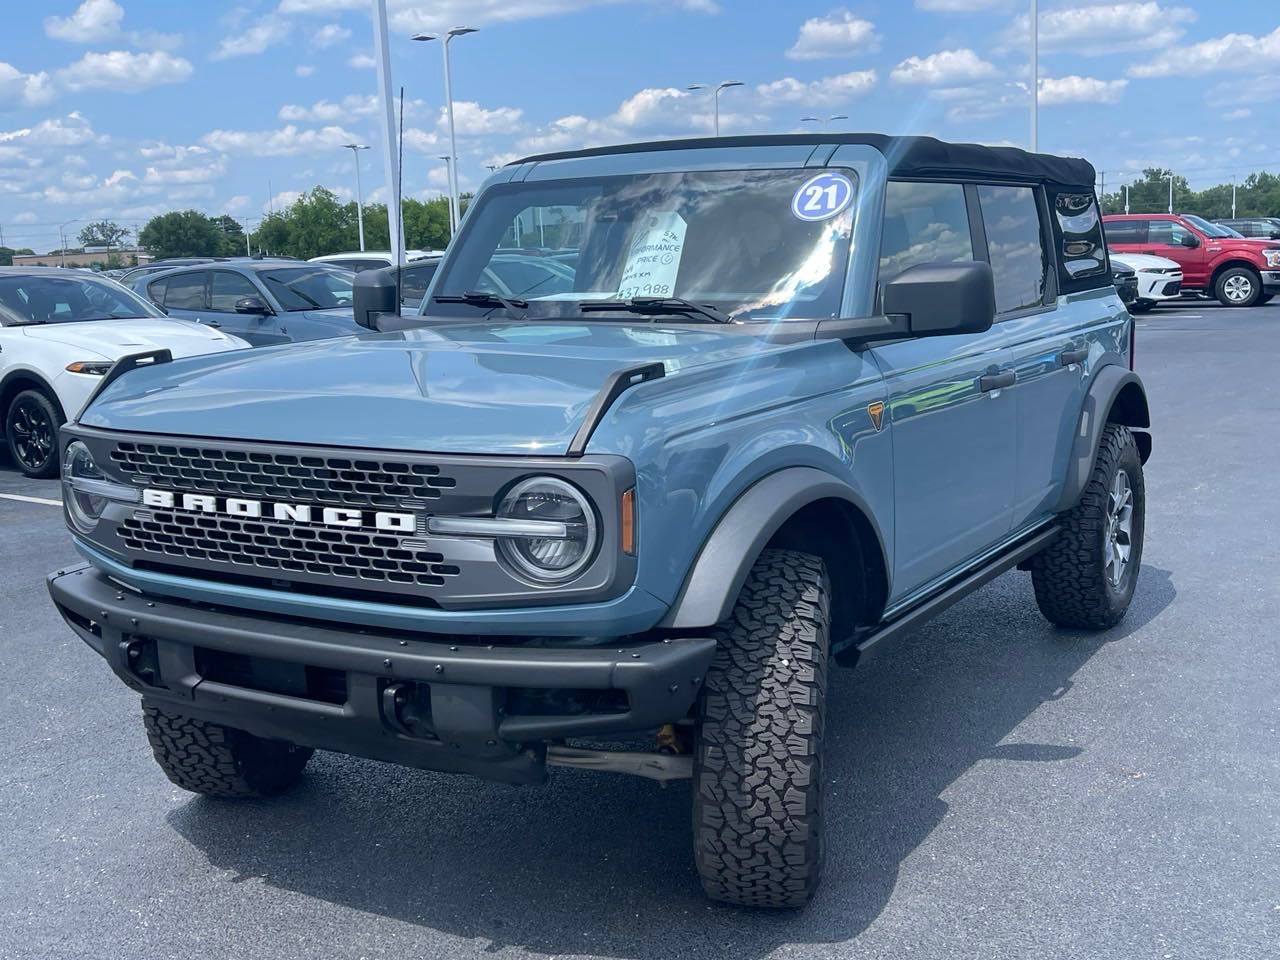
1214,218,1280,240
1113,260,1140,304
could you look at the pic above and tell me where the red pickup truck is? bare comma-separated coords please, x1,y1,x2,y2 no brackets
1103,213,1280,308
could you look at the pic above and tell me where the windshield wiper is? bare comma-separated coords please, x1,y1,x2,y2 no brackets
579,296,732,324
433,291,528,320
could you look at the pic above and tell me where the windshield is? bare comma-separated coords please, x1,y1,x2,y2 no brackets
0,274,165,326
1183,214,1241,238
430,168,857,322
259,267,355,311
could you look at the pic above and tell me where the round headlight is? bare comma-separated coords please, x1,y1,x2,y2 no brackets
496,477,598,583
62,440,108,532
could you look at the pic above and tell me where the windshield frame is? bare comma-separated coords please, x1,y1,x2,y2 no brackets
425,161,875,325
0,272,167,327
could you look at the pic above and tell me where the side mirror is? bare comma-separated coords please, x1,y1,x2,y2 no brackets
1179,233,1200,248
353,265,402,330
234,296,271,315
882,261,996,337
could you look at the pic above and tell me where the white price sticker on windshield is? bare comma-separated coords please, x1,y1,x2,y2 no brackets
791,172,854,222
618,211,687,299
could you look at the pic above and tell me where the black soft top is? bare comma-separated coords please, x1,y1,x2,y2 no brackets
512,134,1096,190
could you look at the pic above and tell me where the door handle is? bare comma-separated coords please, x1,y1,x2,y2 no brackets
1058,347,1088,366
979,370,1016,392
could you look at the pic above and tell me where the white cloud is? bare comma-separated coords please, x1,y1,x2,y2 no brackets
1002,3,1196,56
1130,26,1280,78
14,211,37,223
143,156,228,185
0,63,56,110
201,124,359,156
266,190,304,213
610,87,689,130
517,114,615,154
786,9,879,60
57,50,193,92
348,53,376,69
0,112,98,147
311,24,351,48
44,0,124,42
444,101,524,136
916,0,1011,9
211,16,291,60
223,194,251,214
295,64,315,77
402,127,441,153
890,49,996,86
1224,108,1252,120
756,70,877,106
279,95,426,124
1038,75,1128,105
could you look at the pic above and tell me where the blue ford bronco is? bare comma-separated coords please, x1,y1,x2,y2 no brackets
48,135,1150,908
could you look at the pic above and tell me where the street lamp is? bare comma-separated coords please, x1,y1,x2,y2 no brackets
1168,174,1175,214
342,143,371,251
58,219,77,268
1030,0,1039,151
801,114,849,129
414,27,478,235
686,80,743,137
438,155,455,235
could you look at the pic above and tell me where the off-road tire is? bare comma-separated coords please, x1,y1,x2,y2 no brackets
5,388,62,479
692,548,831,909
1030,424,1145,629
1214,266,1262,308
144,706,313,798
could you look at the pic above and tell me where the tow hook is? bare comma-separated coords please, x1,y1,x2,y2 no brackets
381,682,415,736
656,722,691,755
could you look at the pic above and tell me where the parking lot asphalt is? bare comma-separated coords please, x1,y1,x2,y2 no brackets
1,300,1277,960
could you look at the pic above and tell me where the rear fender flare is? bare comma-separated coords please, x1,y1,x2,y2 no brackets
659,467,887,630
1056,364,1150,512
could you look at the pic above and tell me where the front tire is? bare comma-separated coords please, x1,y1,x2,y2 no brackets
693,548,831,909
1030,424,1145,629
1129,299,1154,314
1214,267,1262,308
5,388,62,478
144,707,313,798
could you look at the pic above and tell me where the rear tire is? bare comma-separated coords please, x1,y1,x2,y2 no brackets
1214,267,1262,308
693,548,831,909
1030,424,1145,629
144,706,313,798
5,388,62,479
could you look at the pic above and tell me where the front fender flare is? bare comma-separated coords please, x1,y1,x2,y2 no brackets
659,467,886,630
1055,364,1150,513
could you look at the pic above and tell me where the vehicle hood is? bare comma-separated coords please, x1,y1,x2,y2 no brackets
22,318,247,358
79,321,791,454
1110,252,1181,272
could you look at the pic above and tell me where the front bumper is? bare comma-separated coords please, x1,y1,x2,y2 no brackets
48,564,716,785
1263,271,1280,295
1136,273,1183,301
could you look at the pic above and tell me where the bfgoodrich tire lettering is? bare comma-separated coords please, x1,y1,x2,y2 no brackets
1030,424,1145,629
693,548,831,908
143,706,313,798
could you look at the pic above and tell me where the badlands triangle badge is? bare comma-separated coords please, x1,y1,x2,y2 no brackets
867,401,885,432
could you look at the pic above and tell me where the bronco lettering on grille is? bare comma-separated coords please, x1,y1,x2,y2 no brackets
141,489,416,533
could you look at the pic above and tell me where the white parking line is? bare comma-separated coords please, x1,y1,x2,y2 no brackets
0,492,63,507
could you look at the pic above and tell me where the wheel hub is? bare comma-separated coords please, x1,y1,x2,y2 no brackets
1104,469,1134,588
1224,275,1253,303
10,401,53,470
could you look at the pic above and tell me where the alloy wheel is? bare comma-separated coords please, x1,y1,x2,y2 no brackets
1104,469,1134,589
1223,274,1254,303
9,399,54,472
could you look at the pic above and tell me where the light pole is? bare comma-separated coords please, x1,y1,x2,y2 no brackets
1030,0,1038,151
1232,175,1237,218
1168,175,1174,214
1124,184,1130,214
687,80,743,136
370,0,403,265
414,27,477,235
343,143,371,251
58,219,76,267
800,114,849,129
438,155,455,235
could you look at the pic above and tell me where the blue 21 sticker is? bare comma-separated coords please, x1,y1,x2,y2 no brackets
791,172,854,222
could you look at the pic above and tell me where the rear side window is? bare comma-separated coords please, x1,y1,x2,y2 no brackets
162,272,207,310
1103,219,1147,244
976,185,1047,314
1049,191,1107,285
878,181,974,284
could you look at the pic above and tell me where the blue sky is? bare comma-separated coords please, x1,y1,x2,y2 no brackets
0,0,1276,252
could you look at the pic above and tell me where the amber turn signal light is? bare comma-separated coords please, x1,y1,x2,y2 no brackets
621,488,636,555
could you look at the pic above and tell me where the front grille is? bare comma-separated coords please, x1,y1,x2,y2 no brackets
1161,281,1182,296
118,509,461,587
110,441,457,509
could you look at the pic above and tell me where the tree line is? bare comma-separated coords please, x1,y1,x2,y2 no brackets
1100,168,1280,218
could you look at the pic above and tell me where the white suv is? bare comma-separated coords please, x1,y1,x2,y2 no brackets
0,268,247,478
1108,251,1184,313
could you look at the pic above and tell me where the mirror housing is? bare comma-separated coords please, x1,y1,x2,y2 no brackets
1179,233,1200,248
353,266,400,330
882,261,996,337
234,296,271,315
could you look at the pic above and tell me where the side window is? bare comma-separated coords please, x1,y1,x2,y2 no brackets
162,272,207,310
1103,219,1147,244
878,181,974,284
399,261,439,304
1050,190,1107,282
208,271,261,312
1147,220,1194,247
145,278,168,305
977,185,1047,314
